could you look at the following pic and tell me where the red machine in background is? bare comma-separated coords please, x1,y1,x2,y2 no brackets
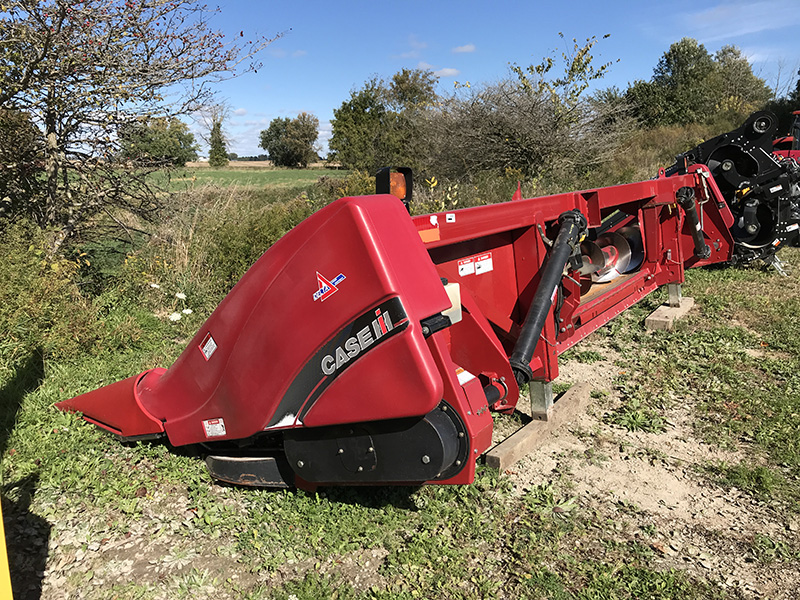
57,112,800,489
773,110,800,162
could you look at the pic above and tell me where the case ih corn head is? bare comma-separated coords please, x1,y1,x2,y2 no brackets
58,111,800,489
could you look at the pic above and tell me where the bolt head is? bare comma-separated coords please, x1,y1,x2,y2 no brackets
421,455,430,464
296,460,304,468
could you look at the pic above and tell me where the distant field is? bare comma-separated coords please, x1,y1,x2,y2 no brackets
163,164,350,191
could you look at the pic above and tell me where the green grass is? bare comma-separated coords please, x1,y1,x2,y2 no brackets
4,179,800,598
598,248,800,510
160,167,350,192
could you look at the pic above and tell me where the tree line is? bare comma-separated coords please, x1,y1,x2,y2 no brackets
0,0,278,250
256,36,796,183
1,0,798,249
323,37,794,181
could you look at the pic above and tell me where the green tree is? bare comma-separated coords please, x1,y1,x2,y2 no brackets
713,46,771,111
422,35,631,180
791,68,800,105
627,38,771,127
388,68,438,110
259,112,319,167
628,38,716,126
208,118,229,168
120,117,198,167
0,109,43,221
329,69,437,172
0,0,277,247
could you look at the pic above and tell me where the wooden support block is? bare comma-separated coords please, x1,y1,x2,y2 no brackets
485,381,593,472
645,297,695,331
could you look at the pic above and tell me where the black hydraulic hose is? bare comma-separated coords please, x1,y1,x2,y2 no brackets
509,210,587,386
676,186,712,259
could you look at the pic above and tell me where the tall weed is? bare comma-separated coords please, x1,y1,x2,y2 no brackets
0,222,144,369
119,185,317,314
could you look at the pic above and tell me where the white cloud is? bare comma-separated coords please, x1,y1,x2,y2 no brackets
434,67,460,78
417,59,460,78
452,43,475,53
400,34,427,59
233,108,248,116
268,48,307,59
318,120,333,142
680,0,800,42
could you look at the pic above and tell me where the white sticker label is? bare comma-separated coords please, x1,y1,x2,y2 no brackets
458,252,494,276
203,418,226,437
474,252,494,275
429,215,439,227
446,213,456,223
787,223,799,232
200,333,217,361
770,184,783,194
455,367,476,386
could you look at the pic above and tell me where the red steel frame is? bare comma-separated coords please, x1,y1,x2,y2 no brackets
411,166,734,414
57,164,737,488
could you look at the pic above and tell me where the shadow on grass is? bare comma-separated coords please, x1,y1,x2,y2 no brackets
3,474,51,600
0,348,44,456
0,350,50,600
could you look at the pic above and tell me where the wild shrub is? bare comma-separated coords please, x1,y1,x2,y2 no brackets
0,222,143,368
119,185,315,313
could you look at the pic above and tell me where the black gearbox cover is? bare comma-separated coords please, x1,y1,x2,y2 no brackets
283,402,468,483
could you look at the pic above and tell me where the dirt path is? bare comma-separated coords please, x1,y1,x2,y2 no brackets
15,338,800,599
500,336,800,599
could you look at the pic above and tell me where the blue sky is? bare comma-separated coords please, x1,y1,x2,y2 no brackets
202,0,800,158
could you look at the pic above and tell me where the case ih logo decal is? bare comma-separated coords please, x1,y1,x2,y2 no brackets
267,297,408,428
313,271,346,302
320,307,395,376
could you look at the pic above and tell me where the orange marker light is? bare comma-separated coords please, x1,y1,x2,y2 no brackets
390,172,407,200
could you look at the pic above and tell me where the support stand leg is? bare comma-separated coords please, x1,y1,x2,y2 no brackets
530,381,553,421
667,283,682,308
645,283,695,331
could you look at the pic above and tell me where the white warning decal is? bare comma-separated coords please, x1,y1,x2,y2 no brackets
458,251,494,276
203,418,226,437
199,333,217,361
455,367,476,386
458,257,475,276
313,271,346,302
474,252,494,275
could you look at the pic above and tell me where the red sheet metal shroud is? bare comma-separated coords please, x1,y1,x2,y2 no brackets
57,195,452,447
